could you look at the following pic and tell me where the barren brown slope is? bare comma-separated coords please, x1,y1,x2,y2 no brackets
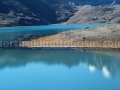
20,24,120,48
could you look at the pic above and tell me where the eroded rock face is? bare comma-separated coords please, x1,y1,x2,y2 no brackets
65,5,120,24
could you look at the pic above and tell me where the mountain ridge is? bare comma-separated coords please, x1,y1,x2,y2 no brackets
0,0,77,27
0,0,120,26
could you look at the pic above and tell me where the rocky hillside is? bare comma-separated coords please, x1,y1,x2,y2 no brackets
0,0,77,27
1,0,120,26
65,5,120,24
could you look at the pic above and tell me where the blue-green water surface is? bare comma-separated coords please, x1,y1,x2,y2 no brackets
0,50,120,90
0,24,114,41
0,24,113,34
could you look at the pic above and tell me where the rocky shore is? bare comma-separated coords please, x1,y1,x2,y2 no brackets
20,24,120,49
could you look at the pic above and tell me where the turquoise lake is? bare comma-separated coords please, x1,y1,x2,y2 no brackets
0,24,113,34
0,50,120,90
0,24,119,90
0,24,113,41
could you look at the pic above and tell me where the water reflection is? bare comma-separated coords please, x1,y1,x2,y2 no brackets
0,50,120,78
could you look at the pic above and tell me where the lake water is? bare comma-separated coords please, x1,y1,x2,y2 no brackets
0,24,119,89
0,50,120,90
0,24,113,34
0,24,113,42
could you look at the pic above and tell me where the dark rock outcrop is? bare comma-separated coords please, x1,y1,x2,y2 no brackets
0,0,77,27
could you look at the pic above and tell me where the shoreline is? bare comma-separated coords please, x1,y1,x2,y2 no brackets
1,47,120,51
19,24,120,50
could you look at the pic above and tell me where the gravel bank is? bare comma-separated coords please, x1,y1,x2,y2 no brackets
20,24,120,49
